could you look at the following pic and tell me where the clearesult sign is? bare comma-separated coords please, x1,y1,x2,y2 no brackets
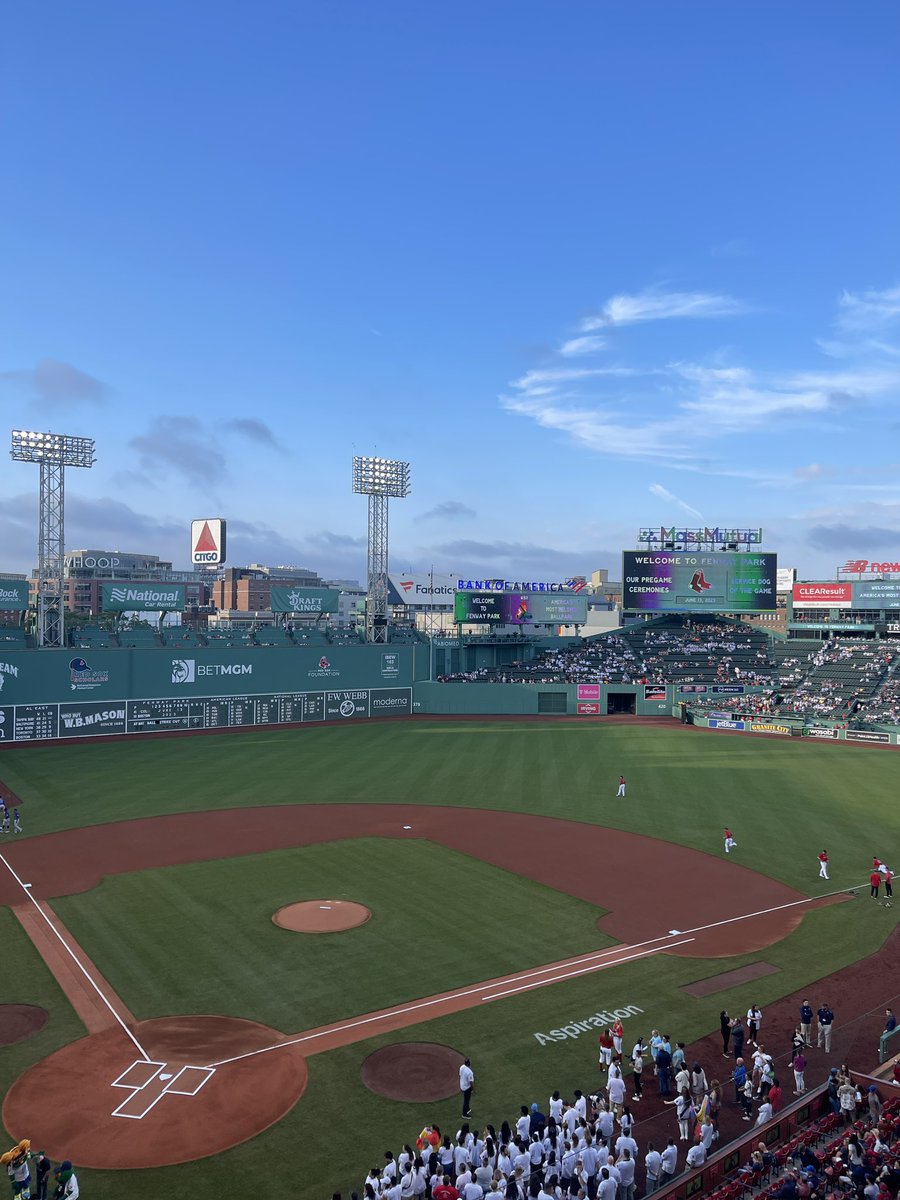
0,580,29,610
102,584,186,611
792,583,852,608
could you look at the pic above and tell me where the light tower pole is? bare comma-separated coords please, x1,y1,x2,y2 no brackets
10,429,96,647
352,455,410,643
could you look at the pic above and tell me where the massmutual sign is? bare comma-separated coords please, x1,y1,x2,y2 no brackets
102,584,186,611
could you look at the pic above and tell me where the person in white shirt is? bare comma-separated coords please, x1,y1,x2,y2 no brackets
644,1143,662,1195
755,1099,774,1127
615,1133,638,1160
616,1148,636,1200
747,1006,763,1047
597,1107,615,1141
699,1120,716,1151
659,1140,679,1186
462,1180,484,1200
573,1090,587,1120
549,1091,564,1123
607,1073,626,1116
598,1167,618,1200
459,1058,475,1117
686,1143,707,1169
580,1143,599,1185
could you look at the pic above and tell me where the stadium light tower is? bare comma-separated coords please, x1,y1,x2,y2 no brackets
352,455,410,643
10,429,96,648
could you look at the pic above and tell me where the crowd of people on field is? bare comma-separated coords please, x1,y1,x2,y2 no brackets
339,1002,899,1200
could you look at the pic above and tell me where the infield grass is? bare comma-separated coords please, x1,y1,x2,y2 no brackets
51,839,615,1030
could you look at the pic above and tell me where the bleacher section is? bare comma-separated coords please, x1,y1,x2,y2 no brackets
117,626,162,649
0,627,29,650
70,625,117,649
778,641,893,718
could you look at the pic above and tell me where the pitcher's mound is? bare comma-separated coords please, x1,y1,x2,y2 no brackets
2,1015,307,1169
362,1042,464,1101
0,1005,49,1046
273,900,371,933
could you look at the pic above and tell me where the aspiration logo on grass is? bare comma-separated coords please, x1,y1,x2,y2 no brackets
533,1004,644,1046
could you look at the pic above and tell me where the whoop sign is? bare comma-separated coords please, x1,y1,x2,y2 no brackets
191,519,226,566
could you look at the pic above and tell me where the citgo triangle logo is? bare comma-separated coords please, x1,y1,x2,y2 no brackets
194,523,217,553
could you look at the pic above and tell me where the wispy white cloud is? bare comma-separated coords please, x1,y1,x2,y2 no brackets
835,284,900,334
501,283,900,474
648,483,704,520
580,288,745,331
510,365,644,398
559,334,607,357
501,392,690,461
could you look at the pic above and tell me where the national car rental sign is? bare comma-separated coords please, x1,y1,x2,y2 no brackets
191,518,227,566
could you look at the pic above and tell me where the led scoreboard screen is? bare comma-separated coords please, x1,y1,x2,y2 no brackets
454,592,588,624
622,551,777,612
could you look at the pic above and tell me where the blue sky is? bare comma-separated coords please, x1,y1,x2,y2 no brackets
2,1,899,583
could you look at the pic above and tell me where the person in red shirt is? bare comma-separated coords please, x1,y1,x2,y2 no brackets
769,1079,783,1112
724,829,737,854
433,1178,460,1200
598,1028,614,1070
870,870,881,899
612,1018,625,1057
818,850,829,880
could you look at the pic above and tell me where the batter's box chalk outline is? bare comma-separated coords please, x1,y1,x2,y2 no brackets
110,1060,216,1119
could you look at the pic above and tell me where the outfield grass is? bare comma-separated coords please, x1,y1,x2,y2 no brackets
1,721,898,1200
1,722,896,893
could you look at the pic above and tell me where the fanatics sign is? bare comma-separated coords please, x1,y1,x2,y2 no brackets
191,519,226,565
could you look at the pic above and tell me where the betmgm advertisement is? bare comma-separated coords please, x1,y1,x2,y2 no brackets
622,552,777,613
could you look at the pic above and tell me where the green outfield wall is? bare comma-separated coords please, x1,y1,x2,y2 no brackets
0,645,415,743
412,681,672,717
0,642,678,743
